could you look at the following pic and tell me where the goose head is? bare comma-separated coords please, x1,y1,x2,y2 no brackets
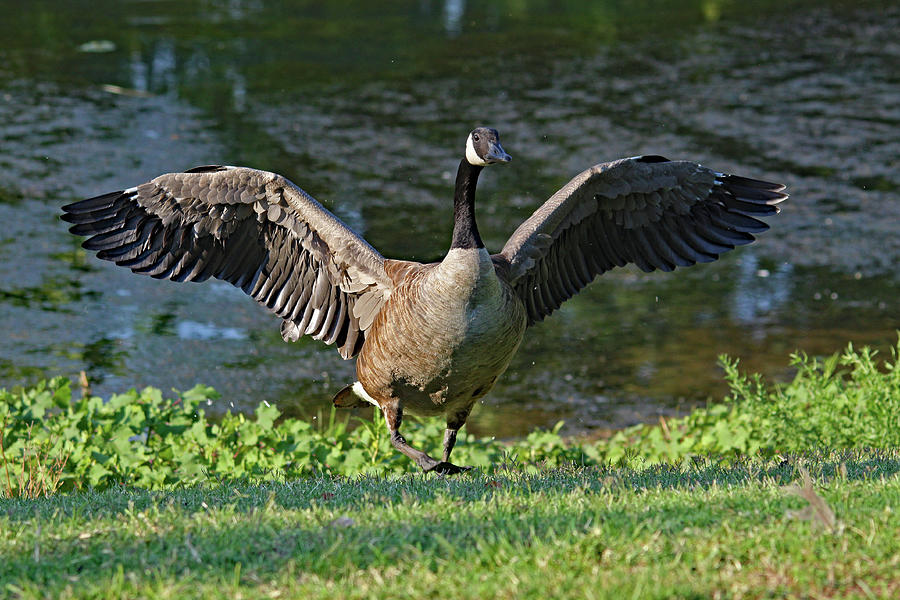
465,127,511,167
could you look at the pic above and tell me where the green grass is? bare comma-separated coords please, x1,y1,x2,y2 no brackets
2,450,899,599
1,340,899,597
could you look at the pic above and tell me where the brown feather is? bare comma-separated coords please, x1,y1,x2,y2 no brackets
62,166,394,359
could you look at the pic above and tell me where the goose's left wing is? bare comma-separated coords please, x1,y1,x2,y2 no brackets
62,166,394,358
493,156,787,325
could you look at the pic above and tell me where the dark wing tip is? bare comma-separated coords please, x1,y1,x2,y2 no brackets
61,191,126,219
635,155,670,163
721,173,788,197
719,174,788,215
183,165,228,174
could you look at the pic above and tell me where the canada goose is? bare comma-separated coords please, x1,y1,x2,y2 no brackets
62,127,786,474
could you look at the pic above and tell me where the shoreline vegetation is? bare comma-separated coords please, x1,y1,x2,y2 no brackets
1,340,899,495
1,340,899,598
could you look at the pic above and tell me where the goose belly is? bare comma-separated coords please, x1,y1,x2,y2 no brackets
357,256,527,417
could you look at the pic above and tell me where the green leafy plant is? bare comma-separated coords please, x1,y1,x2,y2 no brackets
0,378,511,492
599,339,900,464
1,339,898,493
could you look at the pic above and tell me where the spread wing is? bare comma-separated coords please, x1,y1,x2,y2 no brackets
61,166,394,358
493,156,787,325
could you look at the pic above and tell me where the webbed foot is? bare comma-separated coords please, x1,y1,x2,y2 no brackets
425,461,473,475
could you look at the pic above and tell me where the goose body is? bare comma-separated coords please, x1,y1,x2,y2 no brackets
62,127,787,473
356,248,526,418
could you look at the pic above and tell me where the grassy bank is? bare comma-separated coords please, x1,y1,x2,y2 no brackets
2,450,899,599
2,340,899,495
1,341,899,597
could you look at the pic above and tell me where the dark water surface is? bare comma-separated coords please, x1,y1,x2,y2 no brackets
1,0,897,437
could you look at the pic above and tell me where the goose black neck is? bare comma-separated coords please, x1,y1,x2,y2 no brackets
450,158,484,250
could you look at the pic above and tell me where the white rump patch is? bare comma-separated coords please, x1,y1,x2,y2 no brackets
352,381,380,407
465,134,489,166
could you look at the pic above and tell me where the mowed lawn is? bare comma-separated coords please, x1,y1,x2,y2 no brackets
2,450,898,599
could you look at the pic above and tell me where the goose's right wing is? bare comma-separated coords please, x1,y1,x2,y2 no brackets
62,166,394,359
494,156,787,325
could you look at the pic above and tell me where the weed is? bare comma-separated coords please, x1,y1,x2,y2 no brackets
783,466,838,533
600,338,900,464
0,339,898,491
1,416,70,499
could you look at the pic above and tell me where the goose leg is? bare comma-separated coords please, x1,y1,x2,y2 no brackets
383,399,440,471
382,400,468,475
441,408,473,471
442,428,459,462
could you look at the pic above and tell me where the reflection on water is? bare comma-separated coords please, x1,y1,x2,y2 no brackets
443,0,466,37
0,0,897,437
176,321,247,341
730,255,793,334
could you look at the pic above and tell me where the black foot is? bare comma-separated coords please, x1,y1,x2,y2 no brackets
424,461,473,475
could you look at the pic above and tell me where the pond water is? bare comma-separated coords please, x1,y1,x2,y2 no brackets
0,0,897,438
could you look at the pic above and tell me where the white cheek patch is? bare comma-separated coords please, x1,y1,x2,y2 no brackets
466,134,489,166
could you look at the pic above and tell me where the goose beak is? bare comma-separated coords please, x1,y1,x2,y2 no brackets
485,142,511,164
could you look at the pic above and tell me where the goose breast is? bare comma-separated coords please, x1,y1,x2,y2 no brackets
357,248,527,416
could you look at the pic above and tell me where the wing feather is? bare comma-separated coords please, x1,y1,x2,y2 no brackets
62,166,394,359
494,157,786,325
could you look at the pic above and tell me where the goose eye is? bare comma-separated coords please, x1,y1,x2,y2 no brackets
473,133,480,142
